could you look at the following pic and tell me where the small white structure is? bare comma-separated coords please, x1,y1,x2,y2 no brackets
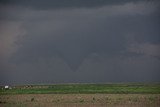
5,85,9,89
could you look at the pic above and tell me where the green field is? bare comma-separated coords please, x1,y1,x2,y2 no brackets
1,84,160,107
1,83,160,94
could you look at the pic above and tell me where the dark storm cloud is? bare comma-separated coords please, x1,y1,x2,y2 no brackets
10,5,160,69
0,0,160,85
11,16,127,70
0,0,147,9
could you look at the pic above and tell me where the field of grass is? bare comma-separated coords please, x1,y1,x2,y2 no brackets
1,83,160,94
1,83,160,107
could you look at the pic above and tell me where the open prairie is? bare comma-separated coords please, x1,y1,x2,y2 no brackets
1,84,160,94
0,84,160,107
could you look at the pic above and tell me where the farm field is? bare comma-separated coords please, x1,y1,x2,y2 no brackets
0,83,160,107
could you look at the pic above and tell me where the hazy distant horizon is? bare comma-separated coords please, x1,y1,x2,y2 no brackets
1,82,160,86
0,0,160,85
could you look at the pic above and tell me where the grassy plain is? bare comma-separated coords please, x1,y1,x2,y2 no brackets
1,83,160,94
0,83,160,107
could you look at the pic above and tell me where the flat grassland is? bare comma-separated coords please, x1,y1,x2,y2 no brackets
0,83,160,107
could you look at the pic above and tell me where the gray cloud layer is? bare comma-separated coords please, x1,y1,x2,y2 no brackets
0,0,160,85
0,0,148,10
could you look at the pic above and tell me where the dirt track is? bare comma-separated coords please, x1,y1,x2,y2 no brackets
0,94,160,107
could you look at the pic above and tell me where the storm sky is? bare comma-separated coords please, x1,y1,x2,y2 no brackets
0,0,160,85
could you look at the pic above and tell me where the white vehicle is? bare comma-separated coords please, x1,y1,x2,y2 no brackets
5,85,9,89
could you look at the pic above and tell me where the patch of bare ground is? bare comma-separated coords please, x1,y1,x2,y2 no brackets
0,94,160,107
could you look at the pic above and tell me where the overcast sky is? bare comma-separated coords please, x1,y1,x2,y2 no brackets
0,0,160,85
